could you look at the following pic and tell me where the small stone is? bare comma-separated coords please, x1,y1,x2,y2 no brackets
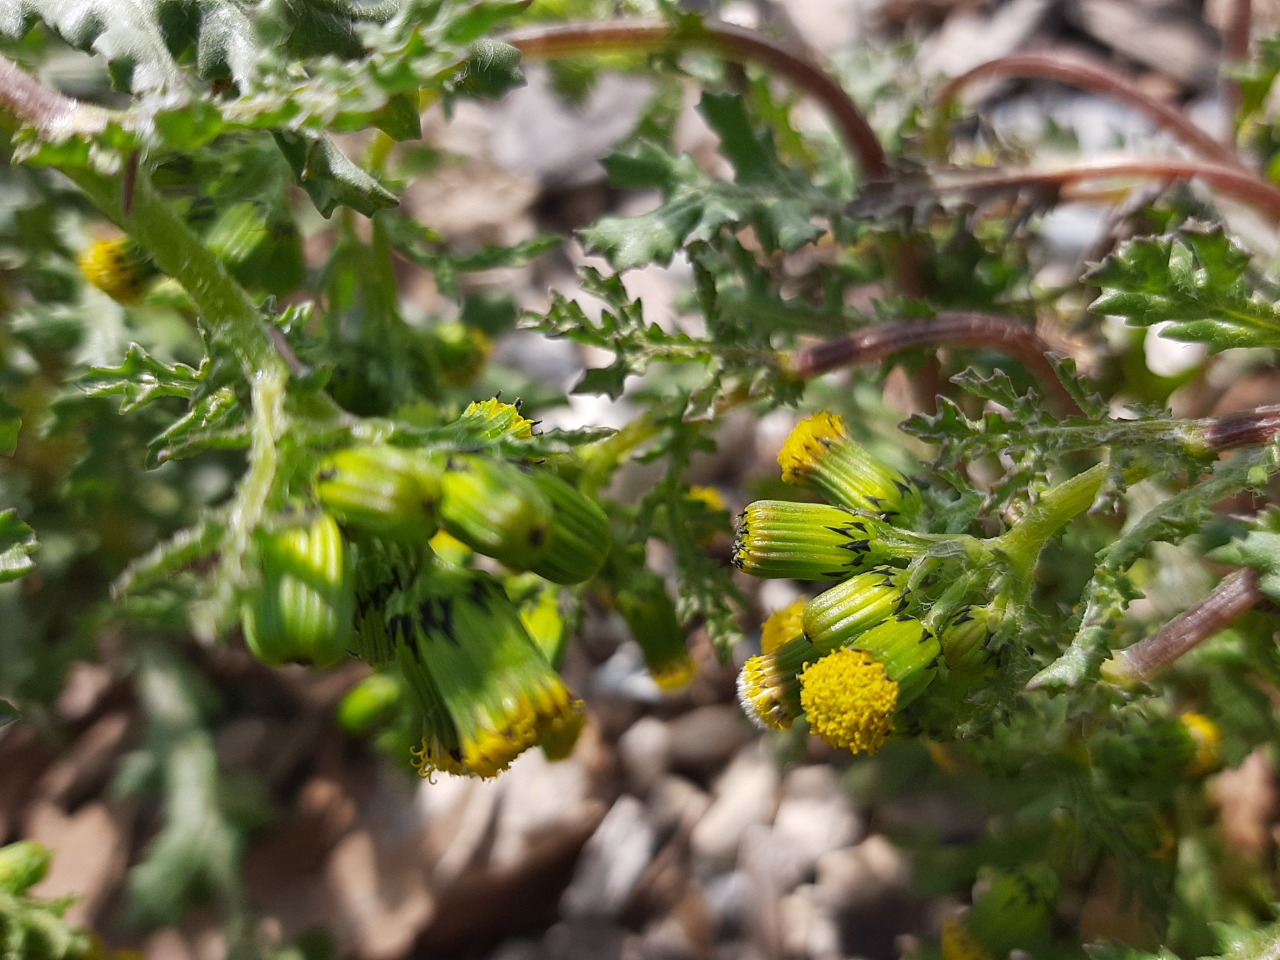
487,747,606,872
648,774,712,837
487,938,549,960
617,716,673,794
769,765,864,886
814,836,912,914
665,705,758,780
561,795,656,920
689,743,780,863
779,885,843,960
541,919,632,960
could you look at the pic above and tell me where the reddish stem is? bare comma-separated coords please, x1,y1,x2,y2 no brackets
1196,405,1280,451
935,50,1244,169
853,157,1280,223
1106,569,1263,683
503,19,888,178
787,311,1081,414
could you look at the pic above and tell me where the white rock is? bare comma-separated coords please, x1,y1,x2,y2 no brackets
561,795,656,919
779,885,843,960
770,765,864,886
617,715,673,794
666,705,757,779
689,743,780,863
648,774,712,837
815,836,911,914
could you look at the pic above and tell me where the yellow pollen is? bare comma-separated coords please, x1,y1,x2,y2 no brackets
760,597,808,655
799,648,897,755
777,411,847,484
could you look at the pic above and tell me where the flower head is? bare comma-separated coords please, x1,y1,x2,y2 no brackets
734,500,895,580
799,648,898,754
391,559,583,779
78,237,157,303
456,397,536,441
760,597,807,655
777,411,920,518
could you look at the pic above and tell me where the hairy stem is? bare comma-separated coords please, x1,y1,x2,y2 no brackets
1102,568,1264,684
935,51,1245,169
993,462,1111,582
788,311,1082,414
503,19,888,179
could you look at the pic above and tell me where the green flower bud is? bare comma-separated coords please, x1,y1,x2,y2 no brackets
734,500,896,580
0,841,51,895
802,567,910,649
938,605,997,674
314,445,442,544
242,513,354,668
525,471,611,584
616,568,695,691
389,559,584,779
439,455,553,570
777,411,921,519
433,323,494,387
1092,710,1221,784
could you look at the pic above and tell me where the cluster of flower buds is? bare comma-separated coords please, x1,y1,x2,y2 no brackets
241,399,629,779
734,411,999,756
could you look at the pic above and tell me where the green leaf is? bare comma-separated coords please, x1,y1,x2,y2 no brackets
0,510,37,584
0,0,257,94
79,343,206,415
1087,223,1280,352
272,131,398,218
0,699,15,729
447,39,525,100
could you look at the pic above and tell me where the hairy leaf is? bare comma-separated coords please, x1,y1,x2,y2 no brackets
1088,224,1280,352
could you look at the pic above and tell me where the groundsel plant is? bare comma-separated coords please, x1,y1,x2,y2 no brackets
5,0,1280,956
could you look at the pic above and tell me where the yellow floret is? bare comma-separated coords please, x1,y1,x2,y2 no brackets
799,647,897,755
686,485,727,512
777,411,847,484
760,597,808,655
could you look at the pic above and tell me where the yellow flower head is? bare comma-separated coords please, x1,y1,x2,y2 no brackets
736,653,797,730
458,397,536,440
799,647,898,755
650,652,697,691
686,485,727,512
760,597,807,655
1179,711,1223,777
78,237,154,303
776,410,920,518
392,560,583,779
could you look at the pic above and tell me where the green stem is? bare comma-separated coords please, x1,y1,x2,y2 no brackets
59,165,285,380
992,462,1110,582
